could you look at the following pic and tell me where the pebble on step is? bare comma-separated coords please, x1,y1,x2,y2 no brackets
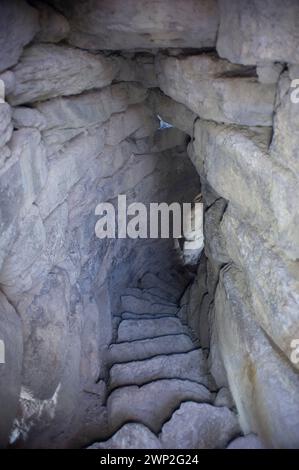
109,349,209,389
107,379,212,434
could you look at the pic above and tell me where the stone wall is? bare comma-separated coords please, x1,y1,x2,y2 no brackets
0,0,200,448
151,1,299,448
0,0,299,449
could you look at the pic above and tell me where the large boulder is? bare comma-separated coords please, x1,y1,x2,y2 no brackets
160,402,240,449
35,83,148,155
215,265,299,448
0,0,39,73
32,1,70,44
156,54,275,126
50,0,219,50
217,0,299,65
270,70,299,177
193,120,299,260
8,44,118,105
220,207,299,366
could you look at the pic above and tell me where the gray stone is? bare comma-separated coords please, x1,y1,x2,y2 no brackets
109,349,208,389
217,0,299,65
121,294,177,315
270,71,299,177
256,63,284,85
227,433,266,449
0,292,23,448
140,272,182,300
36,83,148,155
215,265,299,448
0,0,39,73
220,208,299,365
107,379,212,433
105,104,158,146
113,54,158,88
123,287,177,307
10,129,48,207
147,89,196,136
8,44,118,105
0,157,24,270
160,402,240,449
36,128,106,219
0,71,16,96
33,1,70,43
156,54,275,126
89,423,161,449
0,103,13,148
146,287,177,304
117,317,186,342
0,205,46,296
107,334,195,365
17,268,70,399
51,0,219,50
193,120,298,260
12,107,47,130
214,387,235,409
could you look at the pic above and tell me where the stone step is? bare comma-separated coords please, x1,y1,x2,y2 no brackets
117,317,187,342
124,287,177,307
88,423,161,449
106,379,212,434
160,402,240,449
109,349,210,389
226,434,266,449
107,334,196,365
121,312,177,321
121,294,178,316
140,273,182,300
157,270,191,290
146,287,177,304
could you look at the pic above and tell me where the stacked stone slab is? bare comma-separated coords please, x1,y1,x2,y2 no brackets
89,273,241,449
1,0,299,450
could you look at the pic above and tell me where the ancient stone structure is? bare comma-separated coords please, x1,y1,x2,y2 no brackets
0,0,298,449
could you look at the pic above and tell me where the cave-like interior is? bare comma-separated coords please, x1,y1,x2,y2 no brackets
0,0,299,450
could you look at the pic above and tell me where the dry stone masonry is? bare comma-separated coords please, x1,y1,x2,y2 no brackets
0,0,298,449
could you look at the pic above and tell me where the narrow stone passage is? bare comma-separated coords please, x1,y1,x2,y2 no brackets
89,270,241,449
1,0,299,450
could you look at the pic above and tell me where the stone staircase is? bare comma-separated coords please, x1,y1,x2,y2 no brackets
89,271,242,449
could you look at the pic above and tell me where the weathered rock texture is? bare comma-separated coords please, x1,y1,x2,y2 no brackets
1,0,299,451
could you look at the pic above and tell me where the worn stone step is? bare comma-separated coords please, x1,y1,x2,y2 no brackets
121,294,178,316
140,273,182,300
107,334,196,366
106,379,212,434
124,287,177,307
157,270,191,290
88,423,161,449
160,402,240,449
227,434,266,449
109,349,210,389
121,312,177,321
146,287,177,304
117,317,187,342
